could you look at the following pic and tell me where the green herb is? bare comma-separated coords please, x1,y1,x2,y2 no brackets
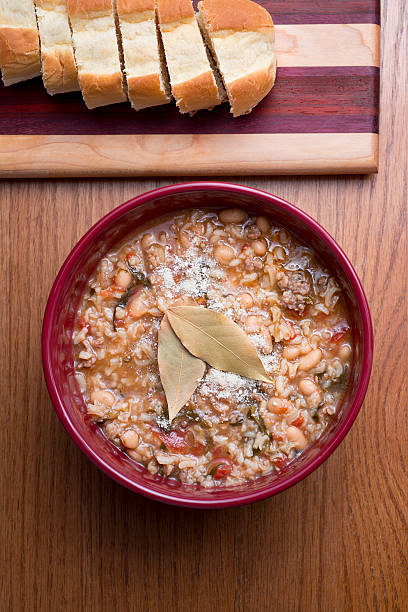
303,295,314,304
126,261,152,288
209,463,223,477
174,404,211,429
113,264,151,331
247,405,268,434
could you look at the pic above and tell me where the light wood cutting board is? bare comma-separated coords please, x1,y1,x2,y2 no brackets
0,0,380,177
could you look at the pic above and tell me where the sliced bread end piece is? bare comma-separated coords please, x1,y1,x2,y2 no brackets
115,0,170,111
34,0,79,95
156,0,224,115
0,1,41,86
197,0,276,117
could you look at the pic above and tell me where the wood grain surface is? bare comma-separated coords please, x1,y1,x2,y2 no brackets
1,1,406,611
0,0,380,176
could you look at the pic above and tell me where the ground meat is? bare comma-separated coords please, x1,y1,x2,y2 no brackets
278,270,312,314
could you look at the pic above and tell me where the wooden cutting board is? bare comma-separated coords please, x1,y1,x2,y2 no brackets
0,0,380,177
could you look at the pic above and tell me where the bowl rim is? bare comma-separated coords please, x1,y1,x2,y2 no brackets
42,181,373,508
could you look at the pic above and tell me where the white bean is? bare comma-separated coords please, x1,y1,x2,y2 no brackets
298,379,318,396
219,209,247,224
286,426,307,449
121,430,139,450
282,346,301,360
90,390,115,407
268,397,288,415
214,244,235,265
252,239,267,256
238,293,254,308
298,348,322,371
256,216,270,233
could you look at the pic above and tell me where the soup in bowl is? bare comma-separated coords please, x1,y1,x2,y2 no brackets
42,183,373,507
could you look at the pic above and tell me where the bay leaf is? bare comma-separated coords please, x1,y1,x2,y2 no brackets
158,314,206,422
166,306,273,384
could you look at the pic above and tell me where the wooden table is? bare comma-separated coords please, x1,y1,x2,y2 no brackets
1,2,406,610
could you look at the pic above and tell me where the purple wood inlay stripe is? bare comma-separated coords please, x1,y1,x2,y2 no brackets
0,67,379,135
192,0,381,24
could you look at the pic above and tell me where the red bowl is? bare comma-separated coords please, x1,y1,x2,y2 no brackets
42,182,373,508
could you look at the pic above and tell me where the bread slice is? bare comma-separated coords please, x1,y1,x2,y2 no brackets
197,0,276,117
0,1,41,86
34,0,79,95
114,0,170,110
155,0,224,115
67,0,127,109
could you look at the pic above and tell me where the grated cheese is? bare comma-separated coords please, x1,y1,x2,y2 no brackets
198,368,258,403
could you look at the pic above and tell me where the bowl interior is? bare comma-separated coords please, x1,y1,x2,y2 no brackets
43,186,372,507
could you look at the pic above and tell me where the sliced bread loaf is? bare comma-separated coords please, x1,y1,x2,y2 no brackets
197,0,276,117
155,0,224,115
67,0,127,108
115,0,170,110
0,0,41,86
34,0,79,95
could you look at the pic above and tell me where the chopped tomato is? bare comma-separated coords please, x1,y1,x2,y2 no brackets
100,287,114,298
208,457,233,479
212,445,226,459
125,250,137,262
155,430,189,454
79,319,91,333
274,457,287,470
195,296,207,306
272,433,284,442
331,322,351,344
192,442,206,457
291,415,304,428
154,428,206,457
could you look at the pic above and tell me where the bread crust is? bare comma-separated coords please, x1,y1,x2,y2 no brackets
79,71,126,108
155,0,194,25
0,26,41,86
35,0,68,6
116,0,154,15
67,0,112,17
172,70,220,114
197,0,275,117
127,73,169,109
198,0,273,32
42,46,79,95
228,60,276,117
